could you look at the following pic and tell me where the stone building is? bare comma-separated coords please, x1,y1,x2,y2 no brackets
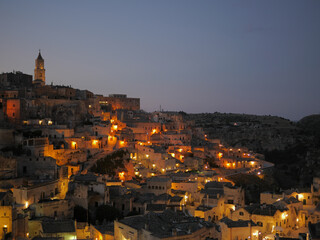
33,51,46,86
114,209,215,240
99,94,140,111
12,180,60,205
0,71,32,89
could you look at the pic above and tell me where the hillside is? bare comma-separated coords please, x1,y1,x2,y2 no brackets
186,112,320,188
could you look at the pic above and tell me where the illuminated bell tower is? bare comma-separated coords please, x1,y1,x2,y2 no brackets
34,50,45,85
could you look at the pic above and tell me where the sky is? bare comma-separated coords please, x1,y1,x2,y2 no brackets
0,1,319,121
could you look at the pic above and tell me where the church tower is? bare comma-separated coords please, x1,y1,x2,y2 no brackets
34,50,45,86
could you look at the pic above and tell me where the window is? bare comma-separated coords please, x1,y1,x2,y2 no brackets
239,212,244,216
257,221,263,226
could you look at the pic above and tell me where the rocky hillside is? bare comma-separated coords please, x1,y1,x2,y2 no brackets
186,112,320,188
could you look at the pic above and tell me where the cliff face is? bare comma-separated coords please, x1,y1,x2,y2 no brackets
187,113,300,151
298,114,320,140
186,113,320,188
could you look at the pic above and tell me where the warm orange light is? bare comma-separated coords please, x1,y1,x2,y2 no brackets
119,172,125,181
71,141,77,147
119,141,125,146
113,125,118,130
152,129,157,134
282,212,288,219
171,153,175,158
218,152,223,158
92,140,99,145
48,120,53,125
226,163,231,167
178,149,183,152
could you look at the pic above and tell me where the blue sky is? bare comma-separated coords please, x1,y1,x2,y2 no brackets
1,0,320,120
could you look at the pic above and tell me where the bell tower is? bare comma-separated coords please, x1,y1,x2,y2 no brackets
34,50,45,85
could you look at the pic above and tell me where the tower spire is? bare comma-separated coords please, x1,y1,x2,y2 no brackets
37,49,43,60
34,51,45,85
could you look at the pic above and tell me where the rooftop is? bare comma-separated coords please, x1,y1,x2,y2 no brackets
220,217,257,228
118,209,213,238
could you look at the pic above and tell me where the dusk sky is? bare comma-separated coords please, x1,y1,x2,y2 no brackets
1,1,319,120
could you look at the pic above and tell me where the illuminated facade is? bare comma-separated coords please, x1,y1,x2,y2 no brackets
34,51,46,86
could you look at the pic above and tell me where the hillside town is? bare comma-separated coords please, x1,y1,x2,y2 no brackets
0,53,319,240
